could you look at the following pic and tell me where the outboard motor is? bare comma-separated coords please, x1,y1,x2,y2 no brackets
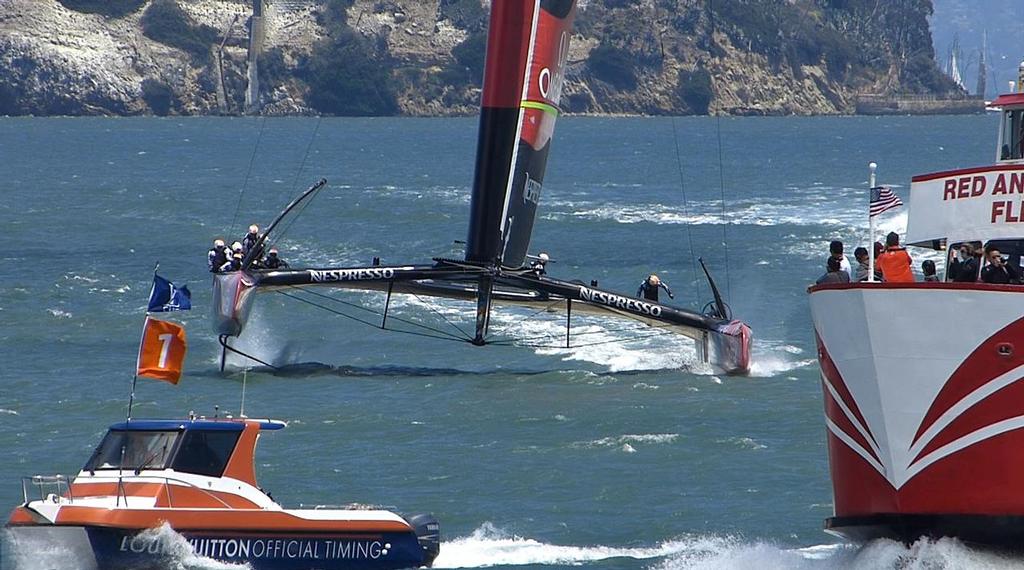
405,513,440,566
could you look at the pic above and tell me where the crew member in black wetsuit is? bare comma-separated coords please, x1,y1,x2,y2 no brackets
637,274,674,302
208,239,227,272
531,252,549,276
262,248,289,269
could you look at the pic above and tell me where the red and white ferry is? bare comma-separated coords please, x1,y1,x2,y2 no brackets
6,417,439,569
809,71,1024,544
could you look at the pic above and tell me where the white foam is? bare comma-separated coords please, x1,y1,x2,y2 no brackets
132,524,252,570
0,408,18,415
46,308,72,319
748,341,816,378
434,527,1024,569
717,436,767,450
433,523,705,568
575,433,680,449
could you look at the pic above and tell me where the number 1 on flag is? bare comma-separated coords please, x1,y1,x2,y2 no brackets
137,317,187,384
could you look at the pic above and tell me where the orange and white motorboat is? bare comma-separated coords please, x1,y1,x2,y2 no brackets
809,65,1024,545
6,417,439,569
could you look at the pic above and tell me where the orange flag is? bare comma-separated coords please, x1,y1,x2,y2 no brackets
136,317,187,384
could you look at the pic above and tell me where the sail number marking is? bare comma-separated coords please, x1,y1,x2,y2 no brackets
157,334,173,369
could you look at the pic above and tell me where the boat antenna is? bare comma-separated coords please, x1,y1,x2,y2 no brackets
239,368,248,418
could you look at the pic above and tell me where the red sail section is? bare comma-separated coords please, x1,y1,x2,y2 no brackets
465,0,577,268
480,2,533,109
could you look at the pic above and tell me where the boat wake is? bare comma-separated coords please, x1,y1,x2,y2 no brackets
433,526,1024,569
1,524,249,570
220,296,808,377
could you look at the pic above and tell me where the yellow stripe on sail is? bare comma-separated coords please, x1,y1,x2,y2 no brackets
521,100,559,116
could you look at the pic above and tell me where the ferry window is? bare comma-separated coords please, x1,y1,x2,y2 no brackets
171,430,240,477
1003,110,1024,160
83,430,180,471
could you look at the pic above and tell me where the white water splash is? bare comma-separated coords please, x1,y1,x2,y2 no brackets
130,524,252,570
748,342,816,378
46,308,72,319
433,523,704,568
434,528,1024,570
654,535,1024,570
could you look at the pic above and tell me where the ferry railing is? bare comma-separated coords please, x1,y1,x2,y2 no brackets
21,475,72,505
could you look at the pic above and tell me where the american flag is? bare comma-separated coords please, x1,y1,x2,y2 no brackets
869,185,903,217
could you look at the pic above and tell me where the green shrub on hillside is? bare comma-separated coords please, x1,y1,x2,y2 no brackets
588,44,638,90
438,0,487,32
141,0,219,63
57,0,146,18
677,67,713,115
141,78,177,116
302,28,398,116
445,31,487,86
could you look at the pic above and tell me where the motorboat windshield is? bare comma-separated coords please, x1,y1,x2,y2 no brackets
84,430,179,472
82,421,247,477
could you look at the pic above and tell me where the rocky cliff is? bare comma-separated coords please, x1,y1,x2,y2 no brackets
0,0,961,116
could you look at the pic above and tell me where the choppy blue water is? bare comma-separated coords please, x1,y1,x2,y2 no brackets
1,114,1018,569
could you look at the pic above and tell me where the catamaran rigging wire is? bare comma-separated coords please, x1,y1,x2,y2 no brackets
708,0,734,303
267,117,326,250
671,117,703,302
275,287,474,344
230,116,269,237
408,292,474,341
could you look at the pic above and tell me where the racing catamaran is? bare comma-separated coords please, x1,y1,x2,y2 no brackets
212,0,752,375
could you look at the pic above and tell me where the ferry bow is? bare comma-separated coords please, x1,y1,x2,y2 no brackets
809,79,1024,545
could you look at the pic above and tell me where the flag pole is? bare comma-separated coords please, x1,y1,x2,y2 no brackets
128,262,159,423
868,162,877,283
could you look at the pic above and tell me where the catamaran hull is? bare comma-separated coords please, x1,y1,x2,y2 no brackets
213,271,257,337
809,282,1024,546
214,265,752,374
6,524,434,570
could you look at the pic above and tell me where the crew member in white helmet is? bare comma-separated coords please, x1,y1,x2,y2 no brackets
208,238,227,272
242,224,261,255
531,252,550,276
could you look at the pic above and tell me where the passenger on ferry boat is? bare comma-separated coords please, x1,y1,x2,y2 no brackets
830,240,852,280
816,256,850,285
876,232,914,282
854,246,882,282
921,259,939,282
951,242,983,282
981,247,1021,284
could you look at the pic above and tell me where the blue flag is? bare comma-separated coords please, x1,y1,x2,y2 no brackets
148,274,191,312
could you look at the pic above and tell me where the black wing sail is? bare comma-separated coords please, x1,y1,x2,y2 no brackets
465,0,576,268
